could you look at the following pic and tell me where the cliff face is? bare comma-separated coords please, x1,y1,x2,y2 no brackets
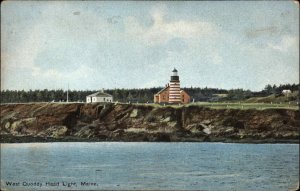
1,103,299,143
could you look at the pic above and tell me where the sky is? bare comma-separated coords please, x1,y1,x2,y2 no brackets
1,1,299,91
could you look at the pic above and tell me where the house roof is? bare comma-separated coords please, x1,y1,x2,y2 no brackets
87,91,112,97
172,68,178,72
155,86,169,95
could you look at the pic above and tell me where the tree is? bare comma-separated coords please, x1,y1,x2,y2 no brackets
264,84,273,95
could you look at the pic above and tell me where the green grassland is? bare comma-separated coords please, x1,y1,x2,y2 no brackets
147,102,298,110
188,102,299,110
245,91,298,103
148,92,299,110
177,92,299,110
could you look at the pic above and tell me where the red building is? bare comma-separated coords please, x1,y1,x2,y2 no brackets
154,68,190,104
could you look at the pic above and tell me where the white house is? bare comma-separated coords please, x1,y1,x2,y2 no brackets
282,89,292,95
86,91,113,103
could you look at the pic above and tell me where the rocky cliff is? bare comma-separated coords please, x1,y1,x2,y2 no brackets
1,103,299,143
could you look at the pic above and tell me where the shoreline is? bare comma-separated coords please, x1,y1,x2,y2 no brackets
1,135,299,144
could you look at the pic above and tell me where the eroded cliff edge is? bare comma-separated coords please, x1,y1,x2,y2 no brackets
1,103,299,143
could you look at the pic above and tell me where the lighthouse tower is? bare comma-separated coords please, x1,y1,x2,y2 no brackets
169,68,181,103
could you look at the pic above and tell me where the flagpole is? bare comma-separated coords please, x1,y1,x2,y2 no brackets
67,83,69,103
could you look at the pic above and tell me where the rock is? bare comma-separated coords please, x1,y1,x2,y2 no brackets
0,103,299,143
10,118,37,134
99,104,113,119
145,115,156,123
162,117,171,122
225,127,235,133
5,122,10,129
0,112,18,124
185,124,204,133
107,123,117,131
130,109,138,118
125,128,147,133
203,127,211,135
92,119,101,124
149,122,158,126
112,129,124,137
74,125,95,138
39,125,68,138
149,133,171,142
200,123,208,129
202,120,211,125
167,121,177,128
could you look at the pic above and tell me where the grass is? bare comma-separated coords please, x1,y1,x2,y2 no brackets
1,101,299,110
140,102,299,110
188,102,299,110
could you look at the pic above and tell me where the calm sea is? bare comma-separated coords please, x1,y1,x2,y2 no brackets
1,142,299,191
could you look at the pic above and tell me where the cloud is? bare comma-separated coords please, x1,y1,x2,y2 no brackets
1,3,110,87
124,8,217,46
245,26,278,38
2,1,298,91
42,65,94,80
267,35,298,52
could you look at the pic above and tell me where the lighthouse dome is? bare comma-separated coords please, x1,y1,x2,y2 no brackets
171,68,179,81
172,68,178,77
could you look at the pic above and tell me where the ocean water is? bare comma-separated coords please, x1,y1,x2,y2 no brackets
1,142,299,191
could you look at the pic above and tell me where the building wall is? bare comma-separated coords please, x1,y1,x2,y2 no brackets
154,95,159,103
86,97,92,103
169,81,181,103
154,87,190,104
159,89,169,103
86,96,113,103
154,87,169,103
106,97,113,102
180,91,190,104
94,96,113,102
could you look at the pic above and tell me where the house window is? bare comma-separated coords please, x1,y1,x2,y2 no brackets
104,98,106,101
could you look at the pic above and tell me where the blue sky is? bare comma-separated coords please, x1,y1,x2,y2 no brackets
1,1,299,91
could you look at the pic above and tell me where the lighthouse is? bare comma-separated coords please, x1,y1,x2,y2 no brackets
153,68,190,104
168,68,181,103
